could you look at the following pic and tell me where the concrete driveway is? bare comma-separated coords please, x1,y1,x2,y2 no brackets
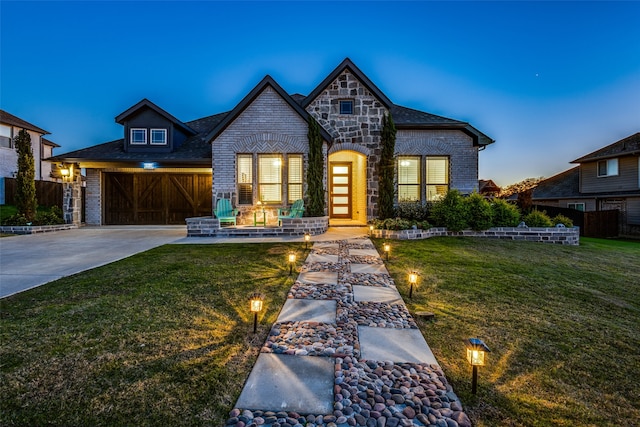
0,226,186,299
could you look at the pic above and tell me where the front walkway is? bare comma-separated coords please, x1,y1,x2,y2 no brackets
228,237,471,427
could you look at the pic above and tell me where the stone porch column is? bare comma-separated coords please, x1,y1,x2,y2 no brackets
62,164,82,225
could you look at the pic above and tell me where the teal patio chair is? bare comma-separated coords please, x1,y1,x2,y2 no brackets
277,199,304,226
214,198,239,227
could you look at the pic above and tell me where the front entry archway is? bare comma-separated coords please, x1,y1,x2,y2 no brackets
328,150,367,224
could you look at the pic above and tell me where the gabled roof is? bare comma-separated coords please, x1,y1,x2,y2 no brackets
479,179,500,194
301,58,393,109
205,75,333,143
0,110,50,135
571,132,640,163
531,167,581,199
115,98,197,136
41,137,60,148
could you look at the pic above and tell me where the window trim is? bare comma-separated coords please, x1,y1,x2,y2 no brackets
150,128,167,145
568,203,585,212
258,154,283,204
597,158,618,177
130,128,147,145
425,156,450,201
287,154,304,204
397,156,421,202
237,154,254,205
339,99,354,115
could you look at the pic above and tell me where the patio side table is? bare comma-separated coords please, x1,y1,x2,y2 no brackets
254,209,266,226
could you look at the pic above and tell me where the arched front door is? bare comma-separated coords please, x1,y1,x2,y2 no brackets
328,150,367,224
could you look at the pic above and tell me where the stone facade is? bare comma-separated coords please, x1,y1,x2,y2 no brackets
186,216,329,237
306,70,388,219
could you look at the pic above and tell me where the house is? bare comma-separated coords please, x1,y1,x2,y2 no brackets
530,132,640,236
479,179,501,197
1,110,61,204
52,58,494,226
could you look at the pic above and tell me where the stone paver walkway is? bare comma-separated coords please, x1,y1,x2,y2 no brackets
229,237,471,427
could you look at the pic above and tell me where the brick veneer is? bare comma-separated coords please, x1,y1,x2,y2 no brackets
186,216,329,237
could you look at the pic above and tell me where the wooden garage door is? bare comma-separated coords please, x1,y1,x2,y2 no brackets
104,173,212,225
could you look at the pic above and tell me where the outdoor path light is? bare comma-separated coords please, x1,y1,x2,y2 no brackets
249,292,264,333
408,271,418,299
369,224,374,237
466,338,491,394
288,252,297,275
383,242,391,261
304,232,311,249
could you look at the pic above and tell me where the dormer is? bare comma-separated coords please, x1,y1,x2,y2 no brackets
116,99,196,154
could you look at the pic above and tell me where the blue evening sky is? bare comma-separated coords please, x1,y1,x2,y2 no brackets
1,1,638,186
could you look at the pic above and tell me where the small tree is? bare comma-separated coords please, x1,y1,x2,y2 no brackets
378,113,396,219
523,210,553,227
465,192,493,231
306,116,325,216
14,129,37,221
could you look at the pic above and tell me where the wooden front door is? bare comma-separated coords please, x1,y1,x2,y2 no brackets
330,162,351,219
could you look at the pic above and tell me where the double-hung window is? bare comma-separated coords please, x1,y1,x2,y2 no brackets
259,154,282,203
237,154,253,205
568,203,585,212
398,156,421,202
288,155,303,203
597,159,618,177
425,156,449,201
150,129,167,145
130,128,147,144
0,124,11,148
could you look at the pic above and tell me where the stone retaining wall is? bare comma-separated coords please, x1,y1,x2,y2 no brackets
0,223,79,235
186,216,329,237
371,226,580,245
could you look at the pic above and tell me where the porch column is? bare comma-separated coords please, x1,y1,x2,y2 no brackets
62,164,82,225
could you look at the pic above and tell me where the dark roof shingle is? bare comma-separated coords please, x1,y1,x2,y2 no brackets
572,132,640,163
0,110,50,135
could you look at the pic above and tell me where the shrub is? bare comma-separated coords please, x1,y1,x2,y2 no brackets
465,193,493,231
395,201,431,221
1,206,64,226
551,214,574,228
430,190,469,232
491,199,521,227
370,217,431,231
522,210,553,227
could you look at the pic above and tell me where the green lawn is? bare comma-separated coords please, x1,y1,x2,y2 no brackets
1,238,638,426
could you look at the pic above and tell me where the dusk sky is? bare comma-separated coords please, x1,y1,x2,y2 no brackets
1,1,638,186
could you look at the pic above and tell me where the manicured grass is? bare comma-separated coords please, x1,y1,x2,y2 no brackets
380,237,640,427
1,243,308,427
2,237,638,426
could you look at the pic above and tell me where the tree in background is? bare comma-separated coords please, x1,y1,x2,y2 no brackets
498,177,544,198
306,116,325,216
14,129,37,221
378,113,396,219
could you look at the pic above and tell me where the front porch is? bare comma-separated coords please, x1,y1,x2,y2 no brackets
186,215,329,237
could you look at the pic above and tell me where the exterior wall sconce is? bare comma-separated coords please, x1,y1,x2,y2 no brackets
408,271,418,299
249,292,264,333
304,232,311,249
466,338,491,394
59,164,71,181
288,252,297,275
383,242,391,261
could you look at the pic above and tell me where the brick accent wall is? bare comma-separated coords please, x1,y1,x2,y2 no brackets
212,87,310,224
85,169,102,225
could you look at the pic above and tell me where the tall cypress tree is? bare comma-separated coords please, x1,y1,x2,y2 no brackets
14,129,37,221
378,113,396,219
306,116,325,216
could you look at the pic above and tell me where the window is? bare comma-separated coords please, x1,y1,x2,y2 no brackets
425,156,449,201
150,129,167,145
568,203,585,212
597,158,618,177
339,100,353,115
258,154,282,203
288,155,303,203
0,124,12,148
131,128,147,144
237,154,253,205
398,156,420,201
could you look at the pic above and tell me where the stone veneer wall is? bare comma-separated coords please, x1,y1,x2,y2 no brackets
0,224,78,235
305,69,388,219
186,216,329,237
371,227,580,245
396,130,479,194
211,87,310,225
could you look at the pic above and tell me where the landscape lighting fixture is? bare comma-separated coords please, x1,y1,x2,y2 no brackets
408,271,418,299
466,338,491,394
369,224,374,236
249,292,264,333
383,242,391,261
304,232,311,249
288,252,297,275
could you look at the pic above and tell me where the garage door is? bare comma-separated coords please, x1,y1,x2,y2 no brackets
104,173,212,225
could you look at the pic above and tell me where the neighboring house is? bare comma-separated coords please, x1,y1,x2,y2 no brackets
479,179,500,197
52,58,494,226
0,110,60,182
530,132,640,236
1,110,61,204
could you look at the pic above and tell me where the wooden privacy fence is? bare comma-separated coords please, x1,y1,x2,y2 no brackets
3,178,63,207
583,210,619,238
